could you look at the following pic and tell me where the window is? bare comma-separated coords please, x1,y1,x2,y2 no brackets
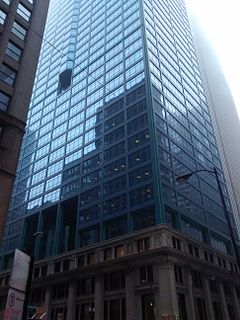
6,41,22,63
227,305,236,320
0,126,4,143
0,10,6,25
104,270,125,291
174,265,183,284
82,154,101,173
172,237,181,250
213,301,223,320
87,252,95,265
80,187,100,205
130,184,153,206
51,307,67,320
79,205,100,223
104,158,126,178
105,216,127,240
104,298,126,320
79,227,99,247
33,267,40,278
54,262,61,273
52,283,68,300
204,251,209,261
12,21,27,40
104,248,112,261
115,245,124,258
103,175,126,195
211,236,227,254
103,194,126,215
209,279,218,293
30,287,45,305
223,282,232,297
0,90,10,111
177,293,188,320
182,220,204,242
58,69,72,94
77,277,95,295
132,207,155,231
141,294,155,320
137,238,150,252
194,298,207,320
77,255,85,267
188,244,199,258
128,129,149,151
17,3,31,21
81,170,101,189
0,64,17,86
139,265,153,284
126,85,145,105
191,270,202,288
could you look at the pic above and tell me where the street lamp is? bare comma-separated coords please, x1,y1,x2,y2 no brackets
176,167,240,270
22,231,43,320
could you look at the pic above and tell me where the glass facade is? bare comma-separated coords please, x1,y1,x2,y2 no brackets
0,0,237,265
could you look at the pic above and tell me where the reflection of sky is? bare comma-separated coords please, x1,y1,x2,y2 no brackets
20,0,147,213
187,0,240,119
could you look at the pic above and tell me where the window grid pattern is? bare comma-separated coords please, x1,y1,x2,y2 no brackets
143,0,234,249
2,0,235,256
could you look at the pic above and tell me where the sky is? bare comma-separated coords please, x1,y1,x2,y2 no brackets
186,0,240,119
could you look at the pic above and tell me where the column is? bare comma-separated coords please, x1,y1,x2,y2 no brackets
186,269,196,320
66,282,76,320
219,282,230,320
203,278,214,320
155,259,179,319
95,276,104,320
125,269,138,320
232,287,240,320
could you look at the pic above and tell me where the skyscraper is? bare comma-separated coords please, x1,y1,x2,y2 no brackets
0,0,240,319
190,15,240,235
0,0,50,238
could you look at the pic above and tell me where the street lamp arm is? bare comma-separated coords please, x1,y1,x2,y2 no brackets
176,166,240,270
176,168,215,182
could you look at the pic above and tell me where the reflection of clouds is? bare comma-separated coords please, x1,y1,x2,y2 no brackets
27,198,42,211
43,189,60,204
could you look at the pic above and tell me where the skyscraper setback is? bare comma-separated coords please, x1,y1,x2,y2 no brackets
0,0,240,319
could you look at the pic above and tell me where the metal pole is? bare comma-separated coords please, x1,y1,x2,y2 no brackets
21,232,42,320
21,255,34,320
213,167,240,269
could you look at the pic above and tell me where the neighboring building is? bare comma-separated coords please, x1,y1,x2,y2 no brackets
189,15,240,235
0,0,240,319
0,0,50,238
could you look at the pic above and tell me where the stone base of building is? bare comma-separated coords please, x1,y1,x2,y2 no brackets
0,225,239,320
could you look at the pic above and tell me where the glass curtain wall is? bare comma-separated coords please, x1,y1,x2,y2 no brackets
0,0,236,266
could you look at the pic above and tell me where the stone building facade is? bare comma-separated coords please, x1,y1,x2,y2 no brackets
0,225,239,320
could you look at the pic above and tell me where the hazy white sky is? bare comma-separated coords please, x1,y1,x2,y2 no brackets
186,0,240,119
